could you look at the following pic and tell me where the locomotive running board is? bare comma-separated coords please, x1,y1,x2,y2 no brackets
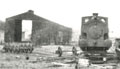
81,51,117,64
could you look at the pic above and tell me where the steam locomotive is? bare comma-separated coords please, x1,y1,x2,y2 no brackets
79,13,112,63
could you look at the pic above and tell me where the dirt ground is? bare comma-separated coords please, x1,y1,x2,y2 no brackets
0,45,119,69
0,45,77,69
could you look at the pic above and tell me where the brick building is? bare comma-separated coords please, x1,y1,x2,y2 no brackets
5,10,72,45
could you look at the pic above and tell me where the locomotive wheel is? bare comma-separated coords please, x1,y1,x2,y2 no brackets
25,49,28,53
28,49,31,53
20,49,23,53
24,49,26,53
8,49,11,53
16,50,19,54
21,49,24,53
7,48,9,52
30,50,32,53
28,49,30,53
14,49,18,53
22,49,25,53
31,48,33,53
5,49,8,52
17,50,20,54
11,49,14,53
29,49,33,53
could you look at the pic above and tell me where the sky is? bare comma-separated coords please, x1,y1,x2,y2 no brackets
0,0,120,38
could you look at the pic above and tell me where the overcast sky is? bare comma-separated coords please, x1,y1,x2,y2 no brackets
0,0,120,38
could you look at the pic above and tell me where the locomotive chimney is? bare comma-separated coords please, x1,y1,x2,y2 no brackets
93,13,98,20
93,13,98,16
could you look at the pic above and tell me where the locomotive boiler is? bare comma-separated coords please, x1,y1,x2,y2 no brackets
79,13,112,63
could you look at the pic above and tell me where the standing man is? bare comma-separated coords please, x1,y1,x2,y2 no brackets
56,47,63,57
72,46,77,56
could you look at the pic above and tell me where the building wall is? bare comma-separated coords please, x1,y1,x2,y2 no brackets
5,19,15,42
0,30,4,44
32,21,72,45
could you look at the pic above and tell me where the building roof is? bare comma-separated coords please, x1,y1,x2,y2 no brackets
6,10,72,31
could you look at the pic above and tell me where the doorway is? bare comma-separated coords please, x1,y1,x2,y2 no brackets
22,20,32,41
